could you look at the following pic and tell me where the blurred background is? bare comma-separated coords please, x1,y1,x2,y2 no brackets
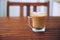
0,0,60,17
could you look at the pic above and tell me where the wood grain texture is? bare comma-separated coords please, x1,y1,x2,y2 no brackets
0,17,60,40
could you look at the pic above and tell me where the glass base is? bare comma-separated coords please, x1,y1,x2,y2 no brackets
32,27,45,32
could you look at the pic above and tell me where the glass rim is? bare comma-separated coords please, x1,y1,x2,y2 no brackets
30,12,47,16
31,12,47,13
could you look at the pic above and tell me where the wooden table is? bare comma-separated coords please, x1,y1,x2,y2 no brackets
0,17,60,40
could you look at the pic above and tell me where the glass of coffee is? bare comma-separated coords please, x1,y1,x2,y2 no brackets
28,12,47,32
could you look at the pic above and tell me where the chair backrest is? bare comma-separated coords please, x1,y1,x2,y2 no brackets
7,1,49,17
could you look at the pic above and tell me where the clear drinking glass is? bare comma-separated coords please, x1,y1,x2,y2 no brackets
28,12,47,32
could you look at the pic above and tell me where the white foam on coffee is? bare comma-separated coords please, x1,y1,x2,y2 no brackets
32,12,47,17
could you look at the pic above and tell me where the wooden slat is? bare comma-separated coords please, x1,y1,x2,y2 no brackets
33,6,37,12
20,5,23,17
47,2,50,16
27,5,30,16
8,2,48,6
7,2,9,17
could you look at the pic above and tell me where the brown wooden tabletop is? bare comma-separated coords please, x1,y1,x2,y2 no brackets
0,17,60,40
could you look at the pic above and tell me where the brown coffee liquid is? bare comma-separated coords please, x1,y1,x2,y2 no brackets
32,14,46,29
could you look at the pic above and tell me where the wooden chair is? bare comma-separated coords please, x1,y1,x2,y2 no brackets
7,1,49,17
